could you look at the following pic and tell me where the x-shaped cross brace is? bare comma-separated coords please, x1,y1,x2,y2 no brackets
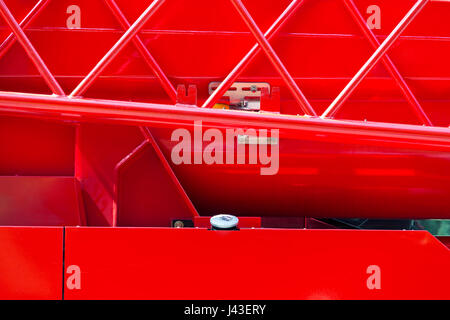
0,0,49,60
229,0,316,116
67,0,317,115
207,0,432,124
342,0,432,126
322,0,430,123
0,0,64,95
104,0,177,103
202,0,309,111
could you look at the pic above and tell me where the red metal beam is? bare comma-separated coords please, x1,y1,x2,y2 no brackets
0,0,64,96
104,0,177,103
69,0,166,98
0,91,449,152
229,0,317,116
202,0,305,109
0,0,50,61
322,0,429,119
343,0,432,126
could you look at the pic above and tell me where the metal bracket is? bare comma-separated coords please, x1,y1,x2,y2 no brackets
208,82,270,111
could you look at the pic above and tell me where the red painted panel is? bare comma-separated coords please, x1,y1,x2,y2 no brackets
0,116,74,175
152,125,450,220
75,123,143,226
0,176,84,226
64,227,450,299
0,227,63,300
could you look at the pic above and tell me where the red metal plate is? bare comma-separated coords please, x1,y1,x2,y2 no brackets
64,227,450,299
0,176,84,226
0,226,63,299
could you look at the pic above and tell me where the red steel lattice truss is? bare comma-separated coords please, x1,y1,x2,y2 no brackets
0,0,442,124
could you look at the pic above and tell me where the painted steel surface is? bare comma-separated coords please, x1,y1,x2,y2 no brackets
0,95,450,220
0,176,84,226
63,227,450,299
0,227,63,300
0,1,449,219
0,0,448,300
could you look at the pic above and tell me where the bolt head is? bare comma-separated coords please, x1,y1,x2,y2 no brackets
174,220,184,228
210,214,239,230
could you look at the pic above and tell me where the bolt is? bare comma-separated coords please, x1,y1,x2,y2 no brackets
174,220,184,228
210,214,239,230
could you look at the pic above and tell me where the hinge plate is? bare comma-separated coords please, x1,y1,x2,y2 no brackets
208,82,270,111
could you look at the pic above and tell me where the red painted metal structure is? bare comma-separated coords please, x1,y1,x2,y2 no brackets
0,0,449,299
